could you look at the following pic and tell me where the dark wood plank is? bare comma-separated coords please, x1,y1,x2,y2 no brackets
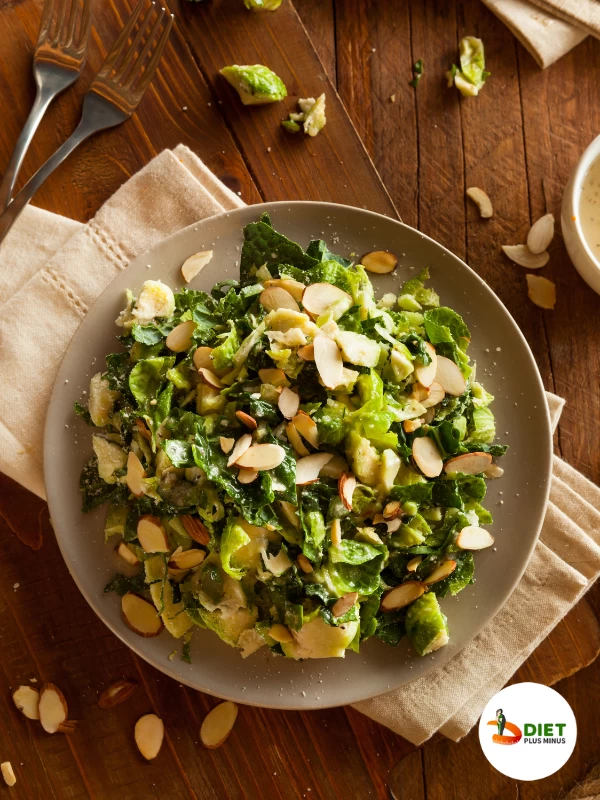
294,0,336,83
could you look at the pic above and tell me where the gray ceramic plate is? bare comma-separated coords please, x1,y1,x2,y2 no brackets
44,202,552,709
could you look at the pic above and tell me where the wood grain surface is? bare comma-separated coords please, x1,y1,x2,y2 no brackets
0,0,599,798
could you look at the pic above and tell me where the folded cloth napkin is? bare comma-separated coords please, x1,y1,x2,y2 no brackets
1,147,598,744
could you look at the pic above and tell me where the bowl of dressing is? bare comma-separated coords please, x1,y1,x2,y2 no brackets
562,134,600,295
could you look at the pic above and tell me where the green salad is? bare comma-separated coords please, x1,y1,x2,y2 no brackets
76,213,506,662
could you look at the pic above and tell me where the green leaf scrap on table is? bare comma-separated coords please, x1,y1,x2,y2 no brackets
409,58,424,88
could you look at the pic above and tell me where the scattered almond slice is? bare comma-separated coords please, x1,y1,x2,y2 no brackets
126,451,145,497
263,278,306,302
435,356,467,396
169,549,206,570
278,387,300,419
297,553,313,574
423,560,457,585
502,244,549,269
166,320,196,353
313,335,343,390
193,346,215,372
372,513,385,525
135,713,164,760
456,526,495,550
198,368,224,390
332,591,358,618
116,542,140,566
227,433,253,467
268,624,293,643
236,443,286,470
319,454,349,479
444,451,492,475
338,472,356,511
422,407,435,424
484,463,504,479
292,411,319,448
403,419,421,433
258,367,289,387
220,436,235,454
237,468,259,484
135,418,152,440
137,516,169,553
122,592,164,637
38,683,69,734
98,679,138,710
406,556,422,572
330,518,342,547
1,762,16,787
386,517,402,533
260,286,300,313
236,410,258,430
12,685,40,720
360,250,398,274
286,422,311,457
527,213,554,255
181,250,213,283
409,383,429,402
526,274,556,309
381,582,425,611
200,701,238,749
296,452,333,485
383,500,402,520
181,515,211,545
412,437,443,478
297,344,315,361
415,342,437,387
421,381,445,408
279,500,302,530
466,187,493,219
302,283,352,319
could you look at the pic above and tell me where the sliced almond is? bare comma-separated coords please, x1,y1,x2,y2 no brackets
200,701,238,749
421,380,445,408
237,468,258,484
526,274,556,310
338,472,356,511
423,560,457,585
135,418,152,440
484,463,504,479
302,283,352,319
297,553,313,574
297,344,315,361
278,387,300,419
98,679,138,710
263,278,306,302
236,443,286,471
193,346,215,372
403,419,422,433
313,334,344,390
236,410,257,430
292,411,319,448
198,367,224,390
117,541,140,566
456,526,495,550
258,367,289,387
181,515,210,545
126,451,145,497
38,683,69,734
386,517,402,533
268,623,293,643
332,591,358,618
227,433,253,467
286,422,310,457
169,549,206,570
166,320,196,353
409,383,429,402
412,437,443,478
444,451,492,475
406,556,422,572
360,250,398,274
1,762,16,787
181,250,213,283
122,592,163,637
12,685,40,720
319,454,349,480
527,213,554,255
260,286,300,313
137,516,169,554
435,356,466,396
134,713,164,760
502,244,549,269
279,500,302,530
422,407,435,424
372,513,385,525
296,452,333,485
466,187,493,219
383,500,402,520
220,436,235,454
415,342,437,388
381,581,425,611
57,720,77,734
330,518,342,547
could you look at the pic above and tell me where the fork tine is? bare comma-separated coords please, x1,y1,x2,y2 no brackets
37,0,57,45
97,0,146,79
133,13,173,96
112,3,157,84
52,0,69,47
121,8,165,88
76,0,93,50
64,0,79,48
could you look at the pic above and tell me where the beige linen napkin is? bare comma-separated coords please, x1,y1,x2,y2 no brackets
0,147,598,745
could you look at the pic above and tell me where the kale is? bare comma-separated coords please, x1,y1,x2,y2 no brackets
79,457,128,513
305,239,352,268
104,572,147,596
104,352,131,393
375,609,406,647
240,219,318,280
74,402,94,426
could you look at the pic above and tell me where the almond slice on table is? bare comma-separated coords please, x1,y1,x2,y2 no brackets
297,553,313,574
135,713,164,760
181,515,211,545
260,286,300,313
39,683,70,734
237,468,259,484
292,411,319,448
236,410,258,430
198,368,225,390
280,500,302,530
332,591,358,618
116,542,140,566
302,283,352,319
319,454,349,479
484,463,504,479
313,334,344,390
502,244,549,269
263,278,306,302
235,443,286,471
330,518,342,547
137,516,169,553
181,250,213,283
296,452,333,485
169,549,206,570
383,500,402,520
1,762,16,787
258,367,289,387
98,679,138,710
126,451,146,497
381,581,425,611
406,556,422,572
220,436,235,454
338,472,357,511
360,250,398,274
268,624,293,643
423,560,457,585
466,187,493,219
435,356,467,396
527,213,555,254
286,422,311,457
415,342,438,388
122,592,164,637
200,701,238,749
412,437,443,478
421,380,445,408
526,274,556,309
456,526,495,550
278,387,300,419
227,433,253,467
297,344,315,361
444,451,492,475
12,685,40,720
166,320,196,353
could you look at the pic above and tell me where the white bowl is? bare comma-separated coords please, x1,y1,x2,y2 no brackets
562,133,600,295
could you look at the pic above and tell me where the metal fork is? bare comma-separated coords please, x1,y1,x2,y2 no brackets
0,0,173,246
0,0,92,211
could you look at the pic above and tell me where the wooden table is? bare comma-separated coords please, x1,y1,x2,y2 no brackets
1,1,599,797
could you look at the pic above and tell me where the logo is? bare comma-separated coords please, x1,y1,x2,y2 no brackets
478,683,577,781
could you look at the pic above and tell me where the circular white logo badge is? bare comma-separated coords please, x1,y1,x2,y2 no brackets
478,682,577,781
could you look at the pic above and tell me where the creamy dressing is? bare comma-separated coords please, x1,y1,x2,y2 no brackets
579,158,600,257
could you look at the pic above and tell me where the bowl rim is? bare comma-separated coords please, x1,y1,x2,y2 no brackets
568,133,600,274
